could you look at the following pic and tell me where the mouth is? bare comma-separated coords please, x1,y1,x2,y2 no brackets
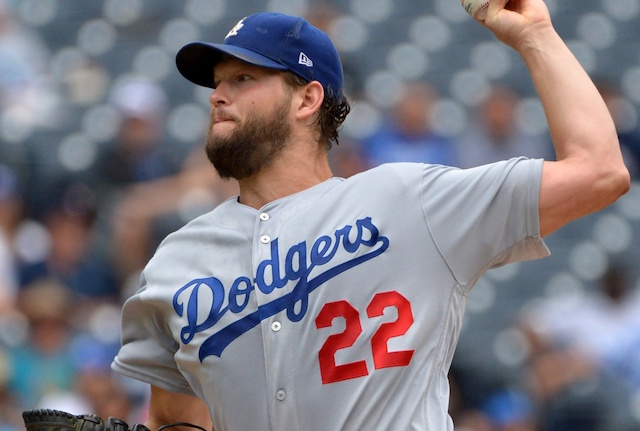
212,109,237,125
210,114,237,138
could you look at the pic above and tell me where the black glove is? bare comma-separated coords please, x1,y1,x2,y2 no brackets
22,409,150,431
22,409,208,431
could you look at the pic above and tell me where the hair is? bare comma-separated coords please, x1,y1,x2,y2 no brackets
283,72,350,150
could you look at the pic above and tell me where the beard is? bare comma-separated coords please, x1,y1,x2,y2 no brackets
205,97,292,180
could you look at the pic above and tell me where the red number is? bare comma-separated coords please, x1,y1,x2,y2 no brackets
315,300,369,384
315,291,414,384
367,291,415,369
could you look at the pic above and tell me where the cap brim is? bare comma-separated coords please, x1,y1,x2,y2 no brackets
176,42,289,88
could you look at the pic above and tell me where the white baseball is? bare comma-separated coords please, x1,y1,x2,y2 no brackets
461,0,505,20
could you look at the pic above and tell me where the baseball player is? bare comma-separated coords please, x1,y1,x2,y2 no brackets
23,0,629,430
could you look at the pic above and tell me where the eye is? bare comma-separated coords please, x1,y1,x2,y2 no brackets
211,73,251,89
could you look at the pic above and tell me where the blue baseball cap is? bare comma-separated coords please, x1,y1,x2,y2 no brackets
176,12,344,100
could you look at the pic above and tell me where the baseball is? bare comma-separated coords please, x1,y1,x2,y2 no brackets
461,0,504,20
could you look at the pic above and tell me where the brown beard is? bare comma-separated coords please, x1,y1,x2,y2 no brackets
205,97,292,180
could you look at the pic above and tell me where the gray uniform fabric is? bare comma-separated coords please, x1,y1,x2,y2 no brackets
113,159,549,431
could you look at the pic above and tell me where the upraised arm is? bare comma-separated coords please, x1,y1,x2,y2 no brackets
483,0,630,236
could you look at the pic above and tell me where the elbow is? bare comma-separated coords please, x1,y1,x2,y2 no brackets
615,165,631,197
592,132,631,203
599,161,631,205
609,134,632,198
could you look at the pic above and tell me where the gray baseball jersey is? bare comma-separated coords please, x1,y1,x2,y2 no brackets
112,159,549,431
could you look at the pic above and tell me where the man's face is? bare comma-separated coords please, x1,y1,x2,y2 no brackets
205,58,294,180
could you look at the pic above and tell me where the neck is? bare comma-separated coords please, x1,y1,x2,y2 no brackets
237,143,332,209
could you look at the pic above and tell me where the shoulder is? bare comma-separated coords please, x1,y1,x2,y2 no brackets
348,162,432,182
349,162,459,187
422,157,542,184
349,158,541,201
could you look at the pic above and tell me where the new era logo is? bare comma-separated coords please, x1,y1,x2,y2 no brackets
298,52,313,67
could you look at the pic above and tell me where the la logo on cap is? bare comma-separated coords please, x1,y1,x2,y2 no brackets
225,18,245,39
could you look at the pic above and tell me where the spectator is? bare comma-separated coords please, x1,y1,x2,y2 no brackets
17,181,118,301
519,264,640,430
70,333,137,422
6,279,81,410
361,81,457,167
449,363,535,431
0,165,21,313
94,78,179,204
0,345,21,431
455,85,552,168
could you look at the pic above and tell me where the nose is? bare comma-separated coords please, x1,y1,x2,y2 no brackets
209,80,230,107
209,89,223,107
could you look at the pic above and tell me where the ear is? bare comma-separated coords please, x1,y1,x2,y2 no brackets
294,81,324,122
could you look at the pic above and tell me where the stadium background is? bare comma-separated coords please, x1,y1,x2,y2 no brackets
1,0,640,430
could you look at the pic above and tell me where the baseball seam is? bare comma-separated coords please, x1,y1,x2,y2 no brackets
475,2,489,17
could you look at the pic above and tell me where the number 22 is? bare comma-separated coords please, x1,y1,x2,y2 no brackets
314,291,415,385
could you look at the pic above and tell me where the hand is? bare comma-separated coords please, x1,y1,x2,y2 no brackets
482,0,554,51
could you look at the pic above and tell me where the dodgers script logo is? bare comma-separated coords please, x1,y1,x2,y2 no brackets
173,217,389,361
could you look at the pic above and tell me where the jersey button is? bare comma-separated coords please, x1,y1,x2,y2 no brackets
276,389,286,401
271,321,281,332
259,212,270,221
260,235,271,244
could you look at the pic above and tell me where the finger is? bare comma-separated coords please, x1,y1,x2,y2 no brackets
486,0,510,18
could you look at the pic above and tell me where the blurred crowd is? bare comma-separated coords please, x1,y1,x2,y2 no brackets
1,1,640,431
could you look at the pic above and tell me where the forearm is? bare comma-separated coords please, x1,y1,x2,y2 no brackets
520,24,629,234
482,0,630,235
516,24,619,163
147,386,214,431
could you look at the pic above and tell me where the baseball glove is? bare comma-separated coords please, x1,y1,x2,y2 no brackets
22,409,208,431
22,409,150,431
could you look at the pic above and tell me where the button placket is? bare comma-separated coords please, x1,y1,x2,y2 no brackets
256,209,291,419
259,212,271,244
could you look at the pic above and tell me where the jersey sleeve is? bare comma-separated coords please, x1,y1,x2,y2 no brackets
111,272,196,395
419,157,550,289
